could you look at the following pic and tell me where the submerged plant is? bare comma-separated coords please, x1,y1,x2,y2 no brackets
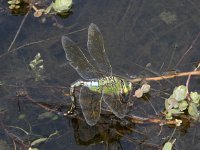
29,53,45,81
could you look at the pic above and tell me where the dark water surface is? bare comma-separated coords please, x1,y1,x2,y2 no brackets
0,0,200,149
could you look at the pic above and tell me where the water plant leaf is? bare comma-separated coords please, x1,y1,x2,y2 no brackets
172,85,187,101
52,0,72,13
28,148,39,150
162,142,173,150
166,112,173,120
165,98,178,110
31,137,48,147
168,108,182,114
188,103,199,120
190,92,200,104
178,100,188,111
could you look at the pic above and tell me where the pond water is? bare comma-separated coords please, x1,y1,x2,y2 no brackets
0,0,200,149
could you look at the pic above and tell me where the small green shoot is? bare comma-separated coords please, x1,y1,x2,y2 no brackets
162,139,176,150
29,53,45,81
29,130,59,149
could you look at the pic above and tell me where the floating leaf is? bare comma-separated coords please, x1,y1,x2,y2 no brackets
188,103,199,120
52,0,72,13
165,98,178,110
190,92,200,104
178,100,188,111
8,1,14,4
166,112,173,120
168,108,182,115
162,142,173,150
172,85,187,101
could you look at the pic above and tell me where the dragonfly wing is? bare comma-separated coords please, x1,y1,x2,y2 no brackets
87,23,112,75
79,86,102,126
103,93,128,118
62,36,100,80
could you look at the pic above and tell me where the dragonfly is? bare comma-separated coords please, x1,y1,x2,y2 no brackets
62,23,132,126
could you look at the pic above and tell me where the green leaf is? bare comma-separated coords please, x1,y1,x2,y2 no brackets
162,142,173,150
166,112,173,120
172,85,187,101
188,103,199,120
168,108,182,115
178,100,188,111
165,98,178,110
35,53,41,61
28,148,39,150
31,138,48,147
52,0,72,13
190,92,200,104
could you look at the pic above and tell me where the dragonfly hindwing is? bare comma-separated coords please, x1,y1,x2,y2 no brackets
79,86,102,126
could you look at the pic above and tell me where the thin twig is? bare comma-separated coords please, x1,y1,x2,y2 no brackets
0,27,87,59
176,31,200,68
186,63,200,94
130,70,200,83
7,11,30,52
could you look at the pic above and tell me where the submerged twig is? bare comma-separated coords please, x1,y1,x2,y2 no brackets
176,31,200,68
7,10,30,52
0,27,87,59
129,115,182,126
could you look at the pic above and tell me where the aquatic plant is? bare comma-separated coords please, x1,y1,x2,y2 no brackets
29,53,45,81
8,0,21,9
52,0,72,13
165,85,200,121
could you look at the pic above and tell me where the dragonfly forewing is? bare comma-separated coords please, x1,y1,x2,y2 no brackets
87,23,112,75
62,36,101,80
79,86,102,126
